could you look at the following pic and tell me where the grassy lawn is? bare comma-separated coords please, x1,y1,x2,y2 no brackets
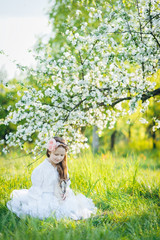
0,149,160,240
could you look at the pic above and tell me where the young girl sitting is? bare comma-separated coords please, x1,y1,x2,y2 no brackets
7,136,97,220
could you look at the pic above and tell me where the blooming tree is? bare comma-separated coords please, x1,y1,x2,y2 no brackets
0,0,160,155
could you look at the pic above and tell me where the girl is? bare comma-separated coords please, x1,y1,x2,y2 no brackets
7,136,97,220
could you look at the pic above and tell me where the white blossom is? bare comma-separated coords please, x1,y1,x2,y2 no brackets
139,118,149,124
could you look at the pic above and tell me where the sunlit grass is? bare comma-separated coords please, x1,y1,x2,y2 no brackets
0,149,160,239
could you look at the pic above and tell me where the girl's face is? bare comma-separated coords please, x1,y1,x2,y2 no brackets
48,146,66,165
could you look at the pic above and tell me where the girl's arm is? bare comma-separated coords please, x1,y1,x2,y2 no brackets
29,165,44,198
31,167,44,186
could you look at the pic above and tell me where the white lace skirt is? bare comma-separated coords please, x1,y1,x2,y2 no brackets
7,188,97,220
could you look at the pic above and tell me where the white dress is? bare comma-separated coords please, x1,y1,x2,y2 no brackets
7,158,97,220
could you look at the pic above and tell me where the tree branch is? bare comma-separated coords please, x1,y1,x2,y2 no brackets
148,0,160,48
136,0,145,78
150,32,160,48
141,87,160,102
98,88,160,107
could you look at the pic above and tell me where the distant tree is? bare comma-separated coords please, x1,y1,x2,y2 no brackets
92,125,99,153
0,69,19,143
145,98,160,149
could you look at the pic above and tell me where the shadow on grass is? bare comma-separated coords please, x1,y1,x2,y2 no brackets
0,204,20,231
139,162,160,170
124,184,160,204
90,207,160,239
117,211,160,240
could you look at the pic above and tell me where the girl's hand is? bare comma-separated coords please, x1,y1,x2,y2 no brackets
60,178,71,200
60,180,66,194
61,193,66,200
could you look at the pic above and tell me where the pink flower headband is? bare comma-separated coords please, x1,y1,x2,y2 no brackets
47,138,68,151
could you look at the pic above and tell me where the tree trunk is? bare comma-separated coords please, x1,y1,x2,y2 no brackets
110,130,117,151
92,125,99,154
128,125,131,141
152,131,156,149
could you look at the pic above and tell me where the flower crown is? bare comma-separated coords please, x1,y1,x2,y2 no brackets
47,138,68,151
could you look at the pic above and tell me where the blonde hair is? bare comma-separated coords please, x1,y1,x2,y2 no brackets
46,136,68,181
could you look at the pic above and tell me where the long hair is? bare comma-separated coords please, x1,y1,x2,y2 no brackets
46,136,68,181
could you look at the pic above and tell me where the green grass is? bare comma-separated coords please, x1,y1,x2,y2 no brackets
0,149,160,240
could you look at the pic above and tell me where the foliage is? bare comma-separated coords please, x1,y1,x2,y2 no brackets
0,78,20,143
0,149,160,239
